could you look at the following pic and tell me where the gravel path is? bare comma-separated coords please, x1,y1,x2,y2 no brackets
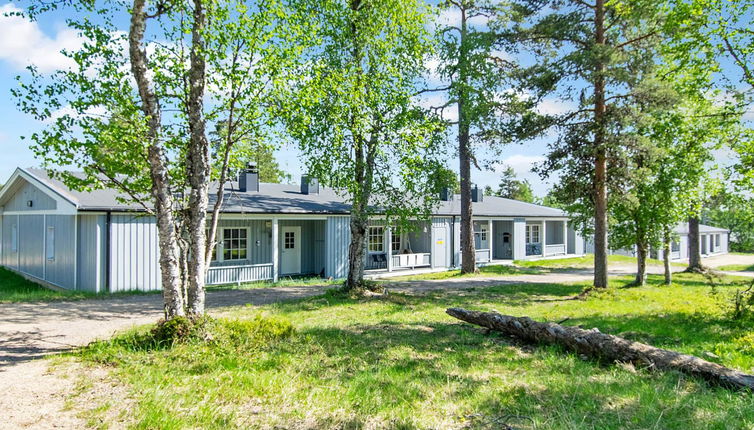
2,253,753,429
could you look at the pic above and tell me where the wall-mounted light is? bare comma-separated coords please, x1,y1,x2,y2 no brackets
265,221,272,228
26,200,33,207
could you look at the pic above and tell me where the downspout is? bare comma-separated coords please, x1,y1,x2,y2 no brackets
105,211,111,293
451,215,456,268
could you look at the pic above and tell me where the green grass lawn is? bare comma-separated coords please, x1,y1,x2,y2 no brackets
75,272,754,429
388,264,543,281
0,267,100,303
207,275,341,291
717,264,754,272
515,254,686,269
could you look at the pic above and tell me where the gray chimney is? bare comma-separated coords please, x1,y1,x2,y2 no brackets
239,162,259,193
439,188,453,201
471,184,484,202
301,175,319,194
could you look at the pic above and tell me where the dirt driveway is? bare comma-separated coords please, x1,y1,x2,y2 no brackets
0,286,330,429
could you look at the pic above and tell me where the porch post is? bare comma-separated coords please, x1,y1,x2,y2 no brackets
563,220,568,255
542,220,547,257
272,218,279,282
386,226,393,272
488,219,493,261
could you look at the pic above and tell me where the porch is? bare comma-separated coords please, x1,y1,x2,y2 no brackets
524,220,568,259
205,217,326,286
364,220,433,273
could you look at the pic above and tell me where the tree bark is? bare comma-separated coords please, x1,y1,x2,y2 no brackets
458,5,476,275
592,0,609,288
663,228,672,285
635,240,647,286
687,216,704,272
129,0,185,318
186,0,210,316
446,308,754,390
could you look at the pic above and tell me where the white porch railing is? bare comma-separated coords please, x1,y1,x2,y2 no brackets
545,244,566,256
392,253,431,268
475,249,491,262
206,263,274,285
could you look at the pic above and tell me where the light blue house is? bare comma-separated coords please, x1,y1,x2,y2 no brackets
0,167,585,292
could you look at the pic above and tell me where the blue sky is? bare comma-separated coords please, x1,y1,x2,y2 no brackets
0,2,738,197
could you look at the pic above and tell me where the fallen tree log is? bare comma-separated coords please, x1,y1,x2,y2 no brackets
446,308,754,391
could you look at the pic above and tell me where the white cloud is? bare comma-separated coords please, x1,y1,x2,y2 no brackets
0,3,83,73
46,105,110,124
436,8,490,28
537,97,576,115
496,154,546,176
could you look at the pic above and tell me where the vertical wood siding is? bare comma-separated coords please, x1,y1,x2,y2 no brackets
77,214,106,292
110,214,160,292
45,215,76,289
18,215,44,278
1,215,17,269
326,216,350,279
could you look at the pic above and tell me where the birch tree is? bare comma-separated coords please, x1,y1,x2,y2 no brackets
14,0,293,318
280,0,448,291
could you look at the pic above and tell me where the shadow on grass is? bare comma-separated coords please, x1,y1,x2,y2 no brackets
280,319,753,429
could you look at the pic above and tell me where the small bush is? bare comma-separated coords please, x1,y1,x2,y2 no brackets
150,315,215,346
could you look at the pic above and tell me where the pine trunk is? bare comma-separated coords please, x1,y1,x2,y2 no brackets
447,308,754,390
458,7,476,275
186,0,210,316
129,0,184,318
592,0,609,288
688,216,704,272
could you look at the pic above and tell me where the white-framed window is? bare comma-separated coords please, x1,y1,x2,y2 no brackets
46,226,55,260
368,227,384,252
480,227,488,242
391,231,401,252
671,241,680,252
715,234,721,247
526,224,540,244
222,228,248,261
284,230,296,249
11,224,18,252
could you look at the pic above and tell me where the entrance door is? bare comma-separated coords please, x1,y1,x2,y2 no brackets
281,226,302,275
432,227,447,267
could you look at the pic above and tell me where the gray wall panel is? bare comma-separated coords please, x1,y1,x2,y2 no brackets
45,215,76,289
18,215,44,278
110,214,160,292
325,216,350,279
1,215,18,269
4,179,57,211
77,214,106,292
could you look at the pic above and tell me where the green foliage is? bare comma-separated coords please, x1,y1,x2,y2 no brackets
13,0,296,203
209,121,291,184
75,272,754,428
485,165,536,203
705,191,754,252
279,0,449,227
